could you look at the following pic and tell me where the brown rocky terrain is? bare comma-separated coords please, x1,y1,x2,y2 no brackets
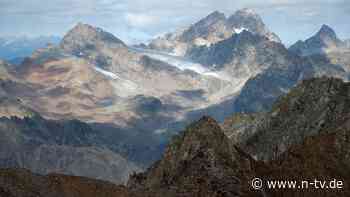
224,77,350,161
233,24,350,114
6,23,228,130
2,80,350,196
0,23,234,185
127,116,256,197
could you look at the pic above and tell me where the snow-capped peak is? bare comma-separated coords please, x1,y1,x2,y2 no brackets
233,27,248,34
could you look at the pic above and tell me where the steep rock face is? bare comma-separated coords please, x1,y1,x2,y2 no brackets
225,77,350,161
226,8,280,43
233,47,315,113
60,23,126,56
257,132,350,197
221,112,265,144
180,11,229,44
128,117,256,197
222,77,350,196
188,31,288,79
289,24,350,74
60,23,137,73
149,8,281,56
289,25,346,56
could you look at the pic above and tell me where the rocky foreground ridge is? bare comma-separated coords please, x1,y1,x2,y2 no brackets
1,77,350,196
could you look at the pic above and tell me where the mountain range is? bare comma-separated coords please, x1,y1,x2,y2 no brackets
148,9,281,57
0,36,60,64
0,8,349,197
1,77,350,196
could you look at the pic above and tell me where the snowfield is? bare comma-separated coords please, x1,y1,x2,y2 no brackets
130,47,229,80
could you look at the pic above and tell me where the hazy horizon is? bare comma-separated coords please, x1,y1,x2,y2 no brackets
0,0,349,45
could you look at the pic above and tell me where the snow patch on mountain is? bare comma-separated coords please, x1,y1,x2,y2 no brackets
94,66,120,80
131,47,228,80
233,27,248,34
93,66,140,97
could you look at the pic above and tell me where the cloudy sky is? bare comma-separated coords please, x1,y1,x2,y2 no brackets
0,0,349,45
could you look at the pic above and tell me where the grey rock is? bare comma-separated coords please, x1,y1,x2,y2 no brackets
289,24,345,56
224,77,350,160
60,23,125,56
148,8,281,56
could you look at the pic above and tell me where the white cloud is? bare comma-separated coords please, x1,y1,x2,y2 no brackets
304,10,318,17
125,13,159,27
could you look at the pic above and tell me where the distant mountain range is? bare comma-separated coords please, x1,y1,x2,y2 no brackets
0,35,61,64
0,8,349,196
147,9,281,57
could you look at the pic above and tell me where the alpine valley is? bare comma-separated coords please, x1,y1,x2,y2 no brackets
0,7,350,197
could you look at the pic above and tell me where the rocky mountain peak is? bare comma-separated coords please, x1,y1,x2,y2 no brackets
149,8,281,55
187,29,285,73
236,77,350,160
273,77,348,113
316,24,339,41
179,116,226,143
161,115,234,164
228,8,281,43
60,23,125,55
204,10,226,22
180,11,227,43
289,24,344,56
128,116,245,196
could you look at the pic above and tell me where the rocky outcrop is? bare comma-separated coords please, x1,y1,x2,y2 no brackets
0,97,37,118
289,24,346,56
3,79,350,196
180,11,228,44
127,116,257,197
149,8,281,56
60,23,126,56
187,30,287,79
258,132,350,196
233,26,350,113
232,46,313,113
226,8,281,43
225,77,350,160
